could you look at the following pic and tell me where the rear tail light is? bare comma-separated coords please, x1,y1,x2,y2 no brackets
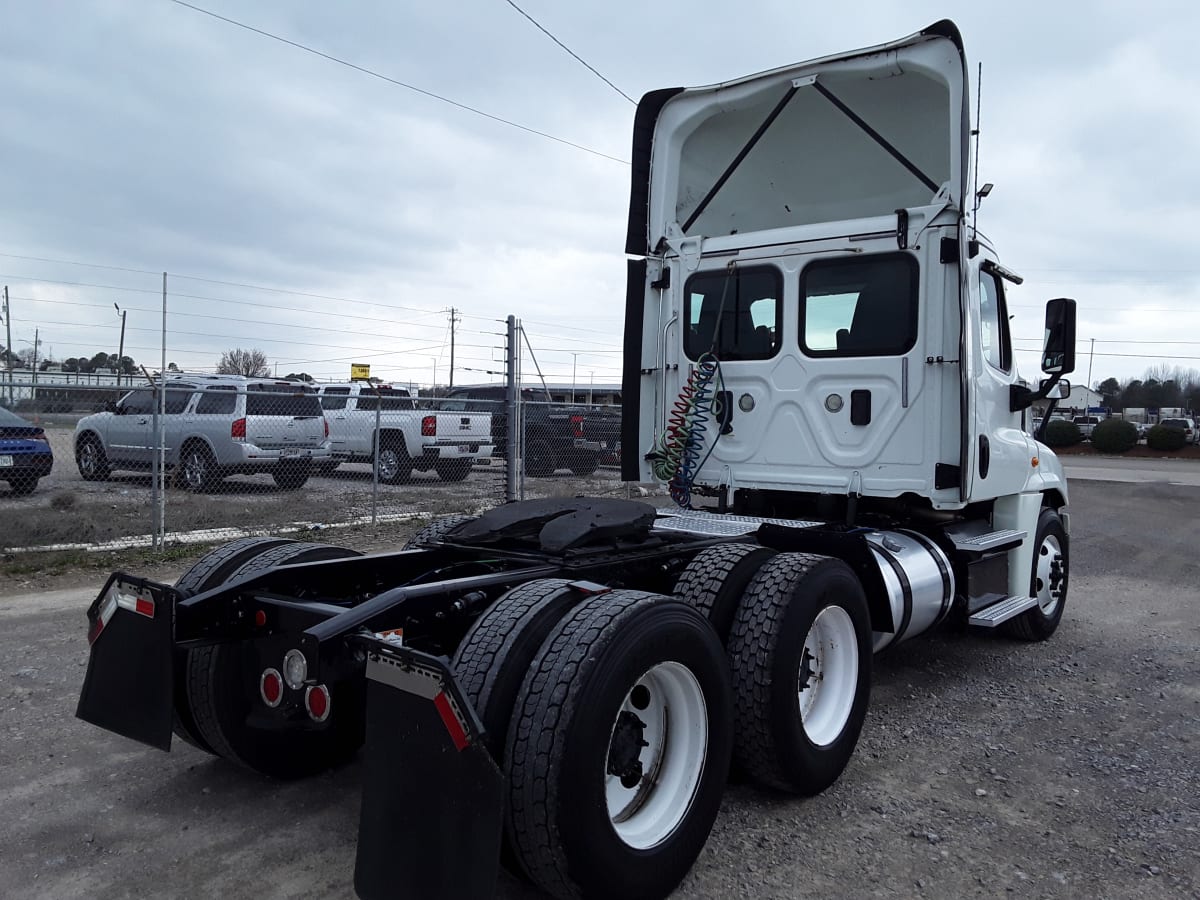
283,649,308,689
260,668,283,708
231,417,247,441
32,433,49,445
570,414,584,438
323,418,329,438
305,684,331,722
421,415,436,437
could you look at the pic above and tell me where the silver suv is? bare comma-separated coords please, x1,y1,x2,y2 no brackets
74,375,331,491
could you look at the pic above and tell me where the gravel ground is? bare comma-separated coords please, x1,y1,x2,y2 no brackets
0,478,1197,899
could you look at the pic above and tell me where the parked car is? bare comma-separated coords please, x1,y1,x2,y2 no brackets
315,382,492,482
1071,415,1102,439
73,375,331,491
0,406,54,495
441,386,620,476
1158,417,1199,444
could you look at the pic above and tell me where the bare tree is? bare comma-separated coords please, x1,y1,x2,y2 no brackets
217,348,270,377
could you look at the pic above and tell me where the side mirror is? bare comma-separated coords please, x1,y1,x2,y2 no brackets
1040,378,1070,400
1042,298,1077,374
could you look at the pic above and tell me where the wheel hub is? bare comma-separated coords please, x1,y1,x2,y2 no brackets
798,646,818,693
607,710,649,788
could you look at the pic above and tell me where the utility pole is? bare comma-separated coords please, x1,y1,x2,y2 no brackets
114,302,127,388
2,285,12,406
571,352,580,404
1087,338,1095,396
447,307,460,389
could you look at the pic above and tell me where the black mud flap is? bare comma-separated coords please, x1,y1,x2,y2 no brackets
75,573,179,752
353,639,504,900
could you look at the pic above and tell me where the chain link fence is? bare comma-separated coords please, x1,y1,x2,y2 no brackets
0,370,626,552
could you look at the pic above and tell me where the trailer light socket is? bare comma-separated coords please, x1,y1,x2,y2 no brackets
283,649,308,689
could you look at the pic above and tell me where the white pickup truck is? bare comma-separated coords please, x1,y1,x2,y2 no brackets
315,382,492,482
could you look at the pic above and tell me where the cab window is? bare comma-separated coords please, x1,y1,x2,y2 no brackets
979,270,1012,372
800,254,918,357
683,266,781,361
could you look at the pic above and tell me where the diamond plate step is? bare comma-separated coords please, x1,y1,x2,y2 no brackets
969,595,1038,627
949,528,1026,553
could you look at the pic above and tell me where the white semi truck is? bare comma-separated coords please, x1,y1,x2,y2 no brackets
76,20,1076,900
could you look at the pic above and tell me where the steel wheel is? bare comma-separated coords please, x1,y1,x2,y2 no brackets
797,606,859,747
1034,533,1065,617
605,661,708,850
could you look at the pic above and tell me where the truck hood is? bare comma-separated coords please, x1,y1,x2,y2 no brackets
626,20,969,254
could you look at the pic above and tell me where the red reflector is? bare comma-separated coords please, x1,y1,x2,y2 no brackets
305,684,331,722
254,609,267,627
421,415,436,437
87,618,104,645
261,670,283,707
231,417,247,440
570,414,584,438
134,597,155,618
433,690,469,751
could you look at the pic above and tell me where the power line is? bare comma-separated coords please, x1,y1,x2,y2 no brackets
166,0,629,165
502,0,635,104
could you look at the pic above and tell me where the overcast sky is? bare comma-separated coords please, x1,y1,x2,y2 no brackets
2,0,1197,390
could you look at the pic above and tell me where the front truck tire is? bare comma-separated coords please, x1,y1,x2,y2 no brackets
727,553,872,795
1003,507,1069,641
184,541,366,779
506,591,732,900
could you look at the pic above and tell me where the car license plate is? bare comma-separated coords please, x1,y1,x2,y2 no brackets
0,455,12,467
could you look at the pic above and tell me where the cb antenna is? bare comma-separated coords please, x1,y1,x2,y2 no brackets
971,61,983,234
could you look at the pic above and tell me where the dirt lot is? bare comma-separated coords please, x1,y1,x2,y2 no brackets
1,478,1197,899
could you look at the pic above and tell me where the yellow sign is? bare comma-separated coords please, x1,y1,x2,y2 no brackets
350,363,371,381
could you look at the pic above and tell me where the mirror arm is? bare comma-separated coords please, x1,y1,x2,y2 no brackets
1010,372,1063,413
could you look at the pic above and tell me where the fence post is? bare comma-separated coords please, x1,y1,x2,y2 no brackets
370,380,381,527
505,315,519,502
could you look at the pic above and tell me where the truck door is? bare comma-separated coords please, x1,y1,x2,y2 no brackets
965,260,1029,500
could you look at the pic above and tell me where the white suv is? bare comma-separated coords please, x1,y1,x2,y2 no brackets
74,375,331,491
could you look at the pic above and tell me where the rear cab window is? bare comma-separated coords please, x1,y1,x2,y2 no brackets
684,266,781,361
320,387,352,411
800,254,918,357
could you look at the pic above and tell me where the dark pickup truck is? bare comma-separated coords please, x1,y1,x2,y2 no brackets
441,386,620,476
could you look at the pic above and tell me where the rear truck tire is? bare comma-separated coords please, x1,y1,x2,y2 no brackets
402,514,477,549
451,579,578,760
375,439,412,485
178,441,217,492
506,591,733,899
76,434,110,481
272,460,310,490
524,439,556,478
434,458,472,482
726,553,872,795
673,543,778,642
185,541,366,778
567,451,599,477
1003,508,1069,641
171,537,299,752
8,475,38,495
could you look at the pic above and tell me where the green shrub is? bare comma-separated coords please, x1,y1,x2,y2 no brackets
1042,418,1082,447
1090,418,1137,453
1147,424,1187,451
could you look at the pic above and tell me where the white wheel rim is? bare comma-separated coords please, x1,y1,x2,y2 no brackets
1034,534,1065,616
797,606,859,747
604,661,708,850
184,451,206,487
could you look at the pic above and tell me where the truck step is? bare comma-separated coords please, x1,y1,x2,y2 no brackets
949,528,1026,553
968,595,1038,627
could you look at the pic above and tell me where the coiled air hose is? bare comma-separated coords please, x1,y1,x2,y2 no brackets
650,352,723,508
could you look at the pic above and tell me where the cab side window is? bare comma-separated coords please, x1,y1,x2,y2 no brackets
979,270,1012,372
321,387,351,411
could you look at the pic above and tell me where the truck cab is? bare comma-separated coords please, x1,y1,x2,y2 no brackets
622,20,1074,605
